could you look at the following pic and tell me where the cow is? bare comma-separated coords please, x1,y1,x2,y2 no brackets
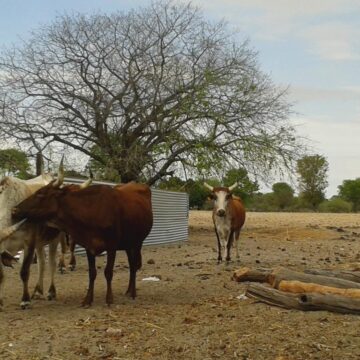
12,178,153,307
204,182,246,263
0,172,62,310
0,161,92,310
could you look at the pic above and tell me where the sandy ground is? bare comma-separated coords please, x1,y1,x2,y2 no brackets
1,211,360,359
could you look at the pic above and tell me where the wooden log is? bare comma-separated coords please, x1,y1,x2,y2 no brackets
232,267,272,283
278,280,360,299
245,283,302,309
245,283,360,315
269,267,360,289
304,269,360,283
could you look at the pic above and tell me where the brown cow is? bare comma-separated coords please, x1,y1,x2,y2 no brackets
204,182,246,263
12,179,153,307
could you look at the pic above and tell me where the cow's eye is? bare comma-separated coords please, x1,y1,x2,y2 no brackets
226,193,232,200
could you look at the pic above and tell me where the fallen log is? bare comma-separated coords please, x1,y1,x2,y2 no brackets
278,280,360,299
304,269,360,283
232,267,272,283
269,267,360,290
246,283,360,315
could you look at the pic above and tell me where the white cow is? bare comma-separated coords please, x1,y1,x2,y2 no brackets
0,172,65,309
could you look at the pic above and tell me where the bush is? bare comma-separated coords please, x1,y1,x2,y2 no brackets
318,198,352,213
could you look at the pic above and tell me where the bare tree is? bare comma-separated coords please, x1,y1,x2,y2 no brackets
0,1,304,184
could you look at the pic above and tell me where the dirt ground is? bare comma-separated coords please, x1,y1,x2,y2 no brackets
2,211,360,360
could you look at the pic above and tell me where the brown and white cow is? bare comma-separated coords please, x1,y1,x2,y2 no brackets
12,179,153,307
204,182,246,263
0,172,63,309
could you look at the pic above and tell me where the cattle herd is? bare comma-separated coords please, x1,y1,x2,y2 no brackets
0,160,246,311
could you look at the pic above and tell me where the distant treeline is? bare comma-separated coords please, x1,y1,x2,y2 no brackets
1,149,359,213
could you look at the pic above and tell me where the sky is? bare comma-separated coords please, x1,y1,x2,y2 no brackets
0,0,359,197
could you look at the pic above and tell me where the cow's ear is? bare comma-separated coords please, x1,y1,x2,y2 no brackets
1,250,18,268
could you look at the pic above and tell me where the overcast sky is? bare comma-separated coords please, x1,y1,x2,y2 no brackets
0,0,359,196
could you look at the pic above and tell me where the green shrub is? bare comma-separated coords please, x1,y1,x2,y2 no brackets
318,198,352,213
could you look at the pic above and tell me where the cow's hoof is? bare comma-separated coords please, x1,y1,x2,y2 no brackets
81,298,92,308
31,284,44,299
20,301,31,310
47,293,56,301
59,267,66,274
69,265,76,271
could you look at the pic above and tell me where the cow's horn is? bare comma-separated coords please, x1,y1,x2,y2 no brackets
204,182,214,191
79,177,92,189
228,182,238,191
53,156,64,188
0,219,27,243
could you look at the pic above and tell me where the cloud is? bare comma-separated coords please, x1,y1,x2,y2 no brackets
289,86,360,103
194,0,360,61
300,22,360,61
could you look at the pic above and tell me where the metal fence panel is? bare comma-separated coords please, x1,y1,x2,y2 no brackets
63,178,188,254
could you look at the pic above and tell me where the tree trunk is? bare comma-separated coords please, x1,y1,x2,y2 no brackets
304,269,360,283
233,267,360,289
35,152,44,176
268,267,360,290
278,280,360,299
245,283,360,315
232,267,272,283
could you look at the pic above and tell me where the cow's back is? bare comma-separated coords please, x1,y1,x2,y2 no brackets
62,184,153,250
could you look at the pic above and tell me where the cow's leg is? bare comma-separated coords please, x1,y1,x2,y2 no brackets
47,240,58,300
68,237,76,271
234,230,241,261
20,245,35,309
81,250,96,307
58,235,67,274
214,228,222,263
104,250,116,306
0,263,4,310
31,246,45,299
125,248,140,299
225,230,234,263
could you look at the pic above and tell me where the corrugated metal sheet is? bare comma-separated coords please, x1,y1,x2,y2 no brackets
63,178,188,254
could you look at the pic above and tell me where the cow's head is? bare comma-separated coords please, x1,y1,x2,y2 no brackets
12,180,62,222
12,163,92,222
204,182,238,217
12,159,66,222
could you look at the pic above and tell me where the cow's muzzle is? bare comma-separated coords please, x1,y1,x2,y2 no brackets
216,209,226,217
